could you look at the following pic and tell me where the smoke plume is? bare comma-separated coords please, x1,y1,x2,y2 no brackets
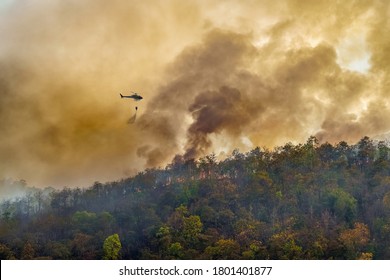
1,0,390,187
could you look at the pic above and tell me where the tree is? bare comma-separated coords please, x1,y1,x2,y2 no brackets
50,188,72,214
204,239,241,259
183,215,203,245
21,241,35,260
71,233,98,259
268,231,303,259
72,211,97,234
45,241,71,260
167,242,184,259
339,223,371,259
242,241,269,259
0,243,15,260
357,136,375,171
103,234,122,260
3,137,390,259
155,225,172,258
383,191,390,212
324,188,357,222
33,190,45,214
317,142,335,165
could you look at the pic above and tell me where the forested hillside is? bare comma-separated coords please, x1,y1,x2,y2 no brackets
2,136,390,260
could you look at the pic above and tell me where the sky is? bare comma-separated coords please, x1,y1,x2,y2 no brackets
0,0,390,188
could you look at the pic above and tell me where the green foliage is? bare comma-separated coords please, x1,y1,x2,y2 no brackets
183,215,203,244
45,241,71,259
269,231,303,260
168,242,184,258
103,234,122,260
72,211,97,231
2,136,390,259
324,188,357,222
205,239,241,259
242,241,269,259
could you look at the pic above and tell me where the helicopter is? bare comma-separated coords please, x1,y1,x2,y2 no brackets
120,90,143,124
119,92,143,101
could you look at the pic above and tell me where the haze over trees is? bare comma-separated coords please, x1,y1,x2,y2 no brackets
1,136,390,259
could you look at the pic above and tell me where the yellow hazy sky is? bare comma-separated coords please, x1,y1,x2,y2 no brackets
1,0,389,187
